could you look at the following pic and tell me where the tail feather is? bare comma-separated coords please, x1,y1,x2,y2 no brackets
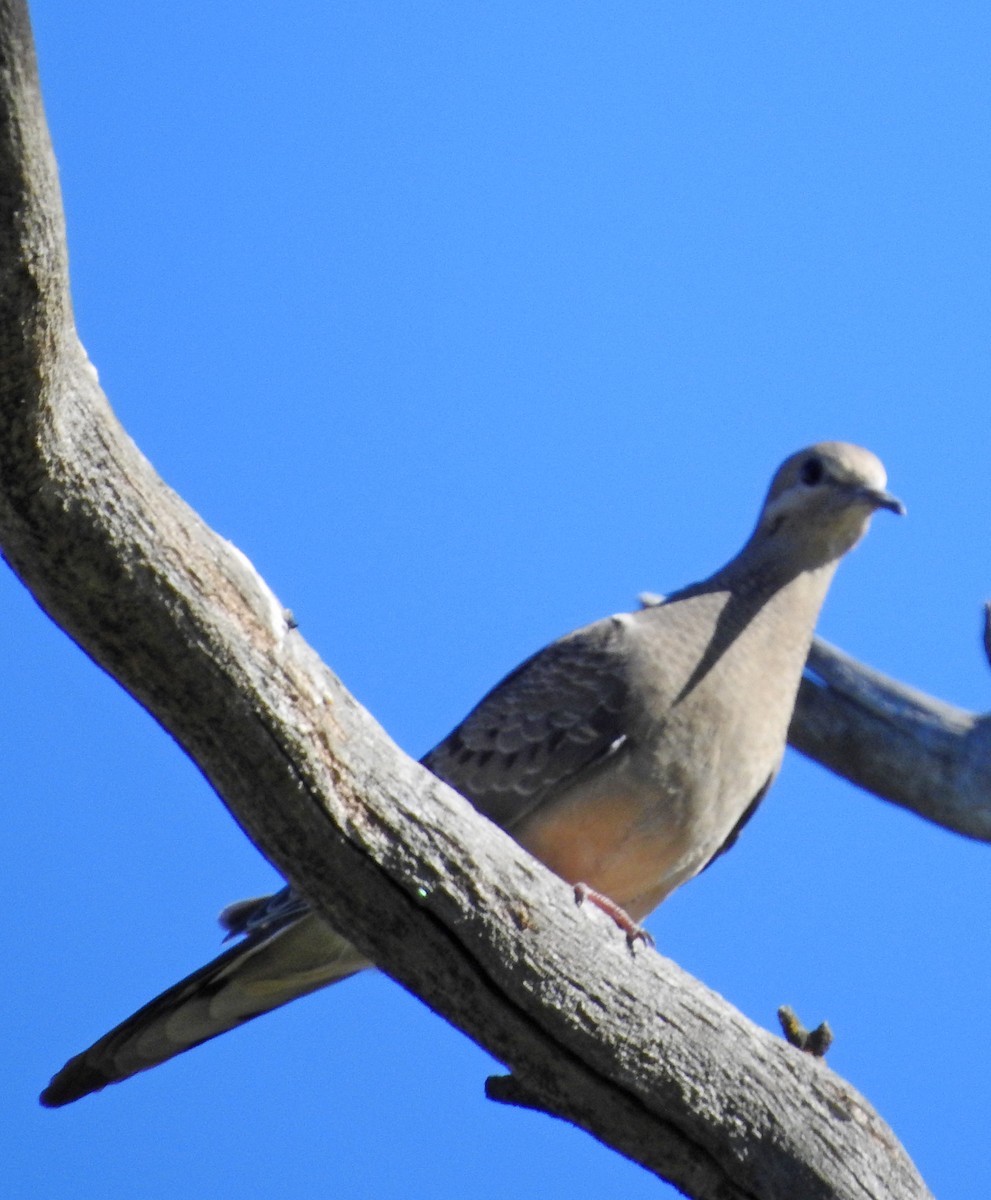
41,911,368,1107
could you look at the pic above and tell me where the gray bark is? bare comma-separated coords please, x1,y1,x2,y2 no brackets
792,639,991,843
0,2,956,1196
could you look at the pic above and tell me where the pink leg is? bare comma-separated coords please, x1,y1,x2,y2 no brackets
573,883,655,949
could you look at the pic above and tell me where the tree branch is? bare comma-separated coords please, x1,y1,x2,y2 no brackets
0,4,933,1197
791,640,991,842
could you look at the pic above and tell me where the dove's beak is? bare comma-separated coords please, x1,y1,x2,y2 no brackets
858,487,905,516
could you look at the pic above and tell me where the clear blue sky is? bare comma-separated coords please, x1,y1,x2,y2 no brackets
4,3,989,1197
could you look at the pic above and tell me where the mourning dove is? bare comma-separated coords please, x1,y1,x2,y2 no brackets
40,441,903,1107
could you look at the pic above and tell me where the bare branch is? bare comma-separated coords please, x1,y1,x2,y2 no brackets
791,640,991,842
0,4,931,1197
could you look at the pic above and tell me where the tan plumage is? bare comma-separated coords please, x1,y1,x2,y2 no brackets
41,441,902,1107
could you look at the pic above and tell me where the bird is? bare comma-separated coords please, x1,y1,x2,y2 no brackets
40,441,903,1107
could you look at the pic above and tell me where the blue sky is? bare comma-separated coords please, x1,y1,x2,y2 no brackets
4,3,989,1197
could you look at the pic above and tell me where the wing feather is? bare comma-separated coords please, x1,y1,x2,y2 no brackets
421,615,632,828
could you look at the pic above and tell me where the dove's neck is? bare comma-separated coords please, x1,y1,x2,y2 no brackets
663,551,842,705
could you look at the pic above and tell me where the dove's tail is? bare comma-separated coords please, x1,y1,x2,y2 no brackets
40,909,368,1107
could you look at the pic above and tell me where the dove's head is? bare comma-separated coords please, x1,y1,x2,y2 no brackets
753,442,904,570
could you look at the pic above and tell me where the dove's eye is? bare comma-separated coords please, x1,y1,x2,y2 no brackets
799,456,824,486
